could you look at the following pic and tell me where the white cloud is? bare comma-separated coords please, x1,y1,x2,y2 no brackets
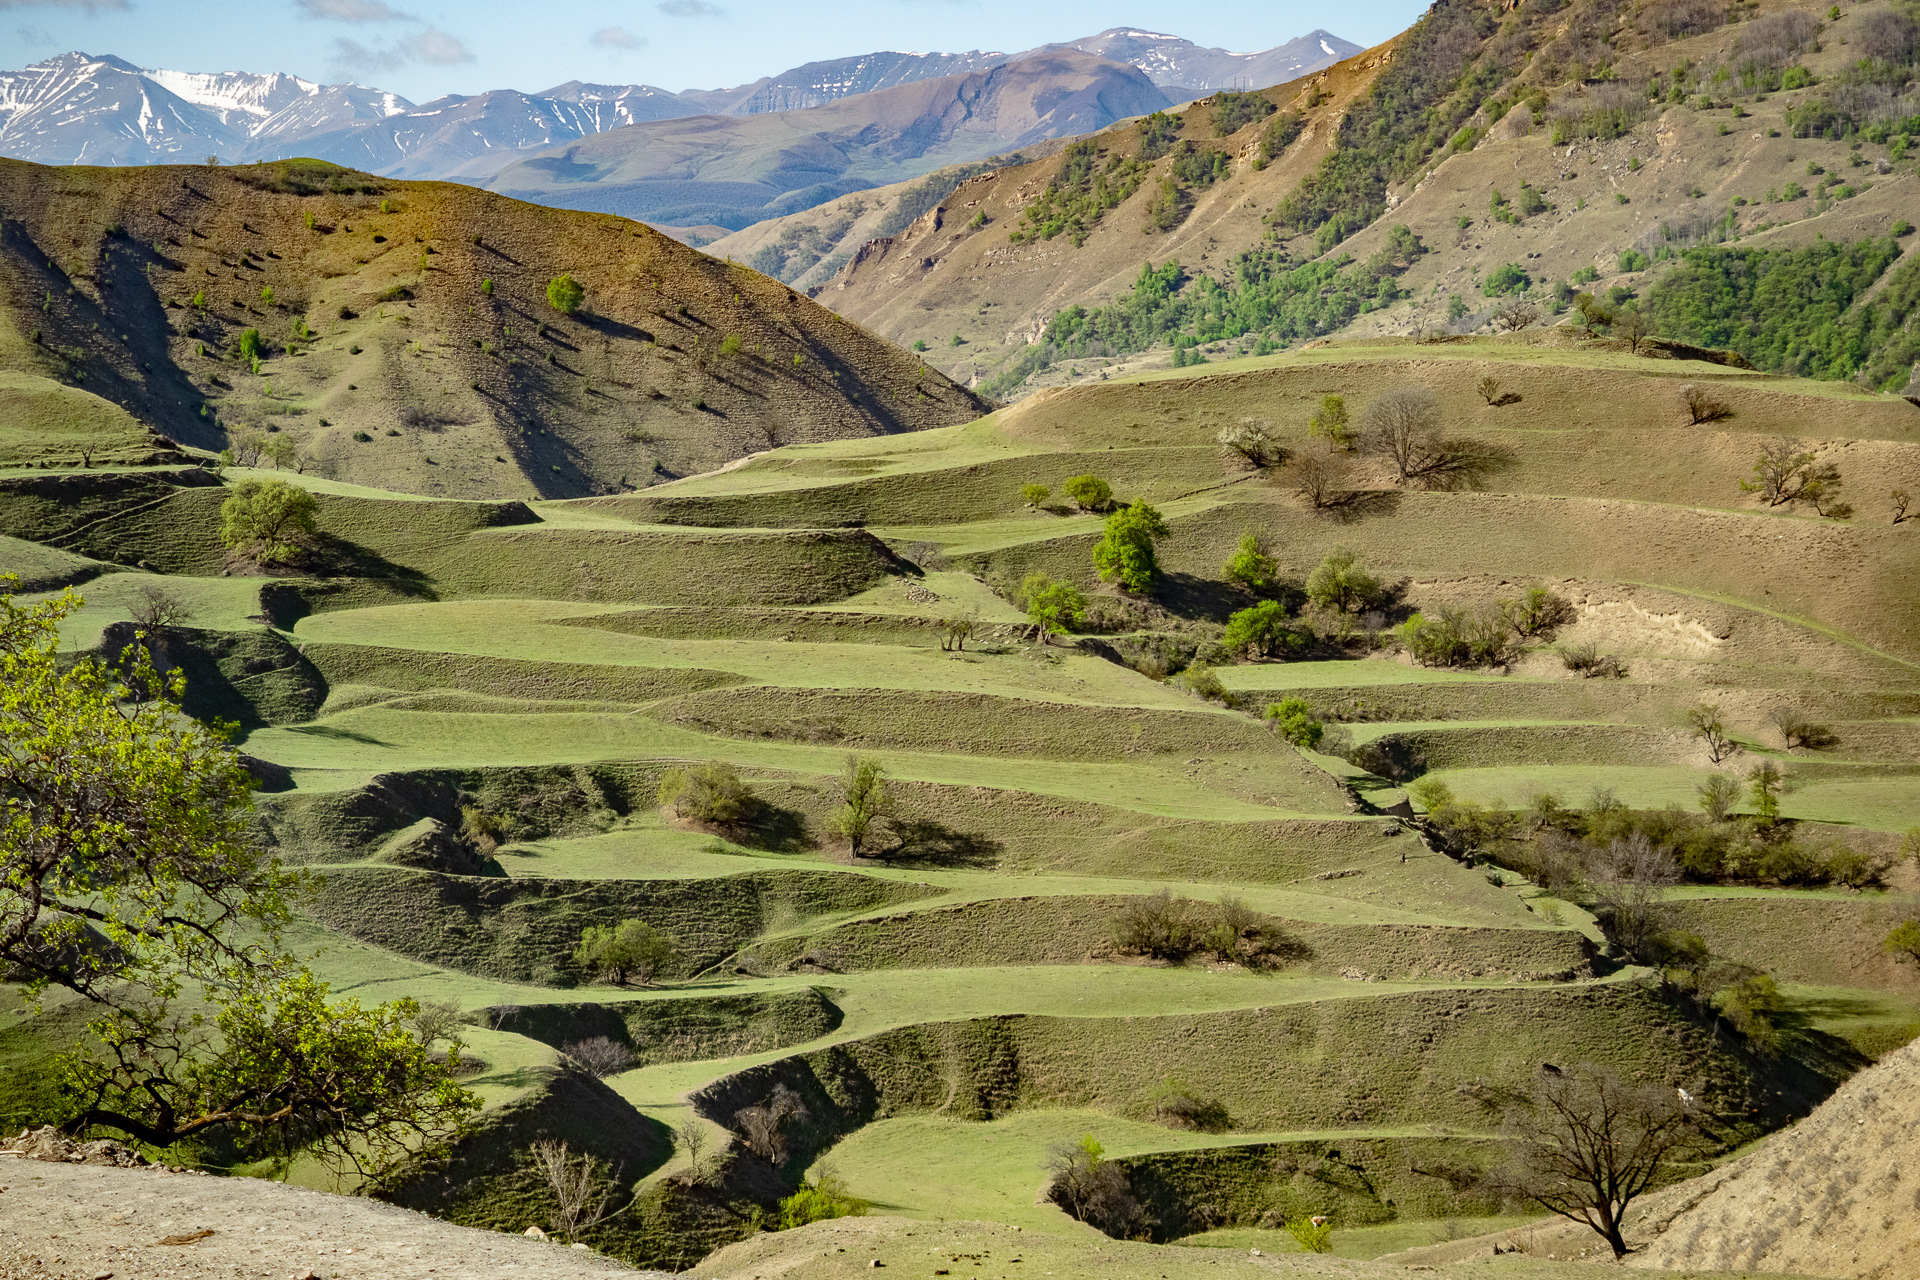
0,0,131,11
294,0,410,20
331,25,472,74
657,0,724,15
591,25,643,49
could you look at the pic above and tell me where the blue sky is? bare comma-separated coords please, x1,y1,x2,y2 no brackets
0,0,1423,101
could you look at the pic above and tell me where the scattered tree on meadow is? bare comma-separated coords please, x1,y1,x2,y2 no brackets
1221,529,1277,592
675,1117,710,1183
0,581,477,1172
1489,1065,1706,1259
1768,707,1833,751
1476,376,1504,405
659,760,754,824
1740,436,1847,516
129,582,194,633
1092,500,1170,593
1685,703,1737,763
1307,393,1354,448
1884,919,1920,968
1499,585,1576,639
1021,572,1088,638
1680,384,1734,424
1747,761,1786,827
220,477,318,565
1220,600,1306,660
1062,474,1113,512
829,754,895,858
1291,445,1355,511
1610,305,1654,354
409,998,465,1048
1218,418,1285,469
1358,386,1511,488
1491,298,1540,333
573,920,680,986
938,615,974,651
547,273,585,314
1695,772,1742,822
1021,483,1051,506
1304,547,1384,616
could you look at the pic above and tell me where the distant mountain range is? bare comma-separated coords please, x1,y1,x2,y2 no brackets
0,30,1359,175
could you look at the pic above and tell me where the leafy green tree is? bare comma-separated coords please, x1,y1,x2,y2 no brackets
260,285,275,306
237,328,264,362
1222,530,1277,592
1696,773,1742,822
0,582,477,1172
829,754,895,858
1021,483,1051,506
1220,600,1305,660
1285,1217,1334,1253
1747,761,1785,825
220,477,318,565
719,333,744,357
1021,573,1087,637
1063,474,1112,512
1883,919,1920,967
547,273,585,314
1305,547,1384,615
659,760,754,824
573,920,680,986
1092,500,1169,593
1264,697,1324,749
1308,394,1353,448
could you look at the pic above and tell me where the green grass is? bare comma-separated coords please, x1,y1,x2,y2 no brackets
1433,763,1920,832
1176,1216,1545,1259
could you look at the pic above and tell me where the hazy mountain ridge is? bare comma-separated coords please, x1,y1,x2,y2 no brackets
0,29,1356,185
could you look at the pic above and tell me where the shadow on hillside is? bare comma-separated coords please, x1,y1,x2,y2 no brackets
302,533,436,593
725,802,813,854
1315,488,1404,523
884,819,1004,869
1151,572,1246,623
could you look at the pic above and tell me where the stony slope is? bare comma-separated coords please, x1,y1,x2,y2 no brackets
0,157,982,497
783,0,1919,396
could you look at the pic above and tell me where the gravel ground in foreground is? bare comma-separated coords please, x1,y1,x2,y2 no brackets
0,1157,663,1280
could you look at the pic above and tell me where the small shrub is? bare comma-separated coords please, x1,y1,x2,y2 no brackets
1264,697,1323,749
1501,585,1576,638
778,1168,868,1229
1681,384,1734,424
1220,600,1306,660
1559,641,1629,679
659,760,754,823
1286,1217,1334,1253
1221,530,1277,592
1400,606,1512,668
1175,663,1228,702
1147,1077,1232,1131
719,333,744,357
1307,393,1353,447
1768,707,1835,750
480,278,493,295
563,1037,637,1077
546,273,584,314
1218,417,1285,468
1062,474,1113,511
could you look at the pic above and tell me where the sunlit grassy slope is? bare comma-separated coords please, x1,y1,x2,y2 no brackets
2,331,1915,1274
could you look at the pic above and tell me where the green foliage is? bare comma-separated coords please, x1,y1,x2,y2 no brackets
1747,762,1785,825
1285,1216,1335,1253
1711,973,1785,1054
777,1167,868,1229
220,477,318,565
719,333,744,357
1484,262,1530,296
0,583,476,1172
1213,91,1277,136
1092,500,1170,593
259,285,275,306
1305,548,1384,615
1137,111,1182,161
658,760,754,824
829,754,895,858
1308,393,1353,448
1020,572,1087,635
480,278,493,295
1617,248,1650,273
1399,606,1513,668
1258,112,1305,164
1175,663,1228,702
1220,600,1306,661
1641,236,1907,381
1020,483,1050,506
1168,140,1232,190
546,273,585,314
1884,919,1920,966
573,920,680,986
237,328,264,361
912,339,928,352
1264,697,1324,749
1010,140,1150,247
1222,530,1277,592
1062,474,1112,511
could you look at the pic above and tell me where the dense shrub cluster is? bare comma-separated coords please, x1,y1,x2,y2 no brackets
1110,890,1299,968
1009,141,1150,246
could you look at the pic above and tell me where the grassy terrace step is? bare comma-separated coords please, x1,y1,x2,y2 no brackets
1434,763,1920,832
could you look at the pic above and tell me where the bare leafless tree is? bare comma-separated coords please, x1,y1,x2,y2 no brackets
1739,436,1841,510
1611,306,1654,354
1290,444,1353,510
734,1083,807,1163
409,999,465,1048
1586,833,1679,960
1357,386,1512,489
676,1117,710,1184
1488,1065,1706,1258
528,1139,620,1243
1767,707,1834,751
1679,384,1733,425
1893,488,1911,524
1476,376,1503,405
563,1036,638,1077
129,583,194,633
1685,703,1737,764
1218,418,1287,469
1490,299,1539,333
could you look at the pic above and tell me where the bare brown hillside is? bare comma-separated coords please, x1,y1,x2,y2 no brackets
768,0,1917,396
0,158,983,497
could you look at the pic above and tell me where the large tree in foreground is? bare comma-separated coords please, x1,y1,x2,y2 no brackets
1489,1064,1706,1258
0,580,477,1176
